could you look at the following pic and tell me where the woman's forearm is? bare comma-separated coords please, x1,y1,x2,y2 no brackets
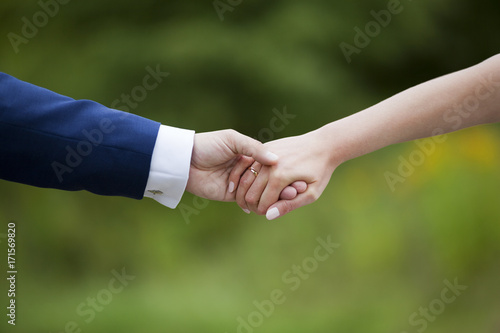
235,54,500,219
318,54,500,164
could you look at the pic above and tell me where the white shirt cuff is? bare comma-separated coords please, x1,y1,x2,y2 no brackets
143,124,194,208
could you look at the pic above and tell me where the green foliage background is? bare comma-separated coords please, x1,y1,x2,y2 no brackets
1,0,499,332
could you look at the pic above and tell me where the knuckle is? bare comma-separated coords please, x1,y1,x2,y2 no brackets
225,129,236,136
222,129,237,143
285,200,294,212
239,176,251,188
245,193,258,205
305,189,320,202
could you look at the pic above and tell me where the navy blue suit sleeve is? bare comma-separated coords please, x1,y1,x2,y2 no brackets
0,73,161,199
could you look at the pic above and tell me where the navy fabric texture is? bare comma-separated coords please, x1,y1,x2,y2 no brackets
0,73,160,199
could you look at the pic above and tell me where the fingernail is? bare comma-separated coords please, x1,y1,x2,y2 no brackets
243,209,251,214
266,207,280,220
228,181,235,193
266,151,279,162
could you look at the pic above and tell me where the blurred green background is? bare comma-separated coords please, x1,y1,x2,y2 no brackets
1,0,500,332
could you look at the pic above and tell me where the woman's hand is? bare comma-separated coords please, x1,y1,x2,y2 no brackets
231,128,342,219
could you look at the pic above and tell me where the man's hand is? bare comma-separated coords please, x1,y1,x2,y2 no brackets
185,130,280,201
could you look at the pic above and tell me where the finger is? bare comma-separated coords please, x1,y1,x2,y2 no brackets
266,188,319,220
225,130,278,166
227,155,254,194
279,186,297,200
279,181,308,200
291,181,308,193
244,166,269,214
235,162,262,214
256,173,294,215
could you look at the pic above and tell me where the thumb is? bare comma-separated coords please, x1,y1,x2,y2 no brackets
266,191,317,220
227,130,279,165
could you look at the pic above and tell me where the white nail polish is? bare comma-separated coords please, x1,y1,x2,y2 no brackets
228,181,235,193
266,207,280,220
243,209,251,214
266,151,279,162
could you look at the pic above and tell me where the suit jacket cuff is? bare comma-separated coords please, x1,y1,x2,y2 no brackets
143,124,194,208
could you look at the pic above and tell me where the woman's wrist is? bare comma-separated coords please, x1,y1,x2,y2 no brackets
311,122,352,169
312,113,391,167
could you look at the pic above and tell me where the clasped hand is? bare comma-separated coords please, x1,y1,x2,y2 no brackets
231,129,339,219
186,129,339,220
